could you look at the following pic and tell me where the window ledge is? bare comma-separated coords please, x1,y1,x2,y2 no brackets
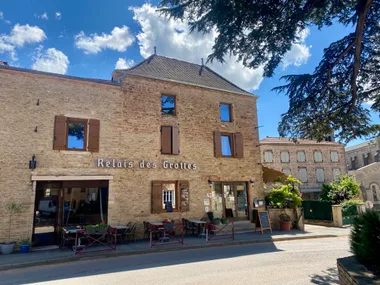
59,150,91,155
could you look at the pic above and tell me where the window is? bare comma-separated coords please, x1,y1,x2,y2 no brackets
220,103,232,122
372,185,379,202
283,169,291,175
53,116,100,152
316,168,325,182
161,95,176,115
264,151,273,162
298,168,308,183
314,151,323,162
297,151,306,162
333,168,341,181
280,151,290,163
351,156,357,169
151,181,190,213
214,132,243,158
161,126,180,155
162,183,176,209
330,151,339,162
363,153,370,166
221,134,233,156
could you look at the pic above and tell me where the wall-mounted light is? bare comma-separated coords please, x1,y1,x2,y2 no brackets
29,154,37,169
34,126,38,132
208,179,213,187
250,179,255,185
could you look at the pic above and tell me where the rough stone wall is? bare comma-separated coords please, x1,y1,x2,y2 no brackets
337,256,377,285
0,69,263,242
260,143,346,197
345,137,380,171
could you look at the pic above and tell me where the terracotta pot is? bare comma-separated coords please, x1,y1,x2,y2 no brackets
280,221,292,231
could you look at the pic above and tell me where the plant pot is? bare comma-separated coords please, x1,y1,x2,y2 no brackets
0,243,15,255
221,219,228,225
85,228,97,235
19,245,30,253
97,228,108,234
280,221,292,231
213,220,221,225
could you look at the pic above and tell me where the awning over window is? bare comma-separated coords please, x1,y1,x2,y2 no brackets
262,166,288,183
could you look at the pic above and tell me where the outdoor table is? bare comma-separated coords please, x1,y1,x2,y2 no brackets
111,225,129,243
188,220,207,235
74,227,117,255
63,226,81,234
149,221,184,248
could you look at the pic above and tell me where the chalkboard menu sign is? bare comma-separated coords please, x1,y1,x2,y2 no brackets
165,202,173,212
256,211,272,234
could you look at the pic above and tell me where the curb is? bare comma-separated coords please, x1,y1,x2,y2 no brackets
0,234,347,272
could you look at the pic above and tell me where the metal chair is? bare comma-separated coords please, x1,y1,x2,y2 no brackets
60,227,77,250
124,223,137,243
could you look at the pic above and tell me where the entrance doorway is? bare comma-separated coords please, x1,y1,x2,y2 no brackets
33,181,109,247
212,182,248,220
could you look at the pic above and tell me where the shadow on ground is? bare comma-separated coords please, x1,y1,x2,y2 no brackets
310,267,339,284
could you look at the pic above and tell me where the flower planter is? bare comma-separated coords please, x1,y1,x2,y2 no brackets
0,243,15,255
280,221,292,231
19,245,30,253
97,228,108,234
213,219,221,225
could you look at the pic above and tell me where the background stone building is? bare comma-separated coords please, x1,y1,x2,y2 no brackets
0,54,263,246
260,137,347,200
345,136,380,170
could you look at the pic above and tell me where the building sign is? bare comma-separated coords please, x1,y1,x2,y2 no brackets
96,158,197,170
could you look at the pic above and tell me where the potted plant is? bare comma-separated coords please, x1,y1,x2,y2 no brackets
84,225,98,235
220,217,228,225
279,213,292,231
213,218,221,225
18,238,32,253
97,224,109,234
0,202,24,255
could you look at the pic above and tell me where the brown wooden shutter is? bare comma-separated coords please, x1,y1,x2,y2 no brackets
234,132,244,158
88,119,100,152
230,104,234,122
214,131,222,157
151,181,162,214
179,180,190,212
161,126,172,154
172,125,180,155
53,116,66,150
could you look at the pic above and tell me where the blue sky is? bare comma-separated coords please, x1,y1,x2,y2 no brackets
1,0,378,147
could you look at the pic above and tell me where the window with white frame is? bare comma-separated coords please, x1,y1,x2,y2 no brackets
298,168,308,183
314,151,323,162
316,168,325,182
264,151,273,162
332,168,341,181
330,151,339,162
282,168,291,175
280,151,290,163
162,183,176,209
297,151,306,162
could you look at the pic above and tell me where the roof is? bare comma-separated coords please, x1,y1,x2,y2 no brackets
345,139,378,152
260,137,342,146
0,64,119,86
114,54,254,96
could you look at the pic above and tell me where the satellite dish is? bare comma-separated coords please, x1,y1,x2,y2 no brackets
365,201,373,209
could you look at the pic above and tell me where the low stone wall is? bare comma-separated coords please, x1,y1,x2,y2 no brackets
268,208,304,231
337,256,379,285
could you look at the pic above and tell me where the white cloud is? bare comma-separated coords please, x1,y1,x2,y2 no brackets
74,26,135,54
0,24,46,60
31,47,69,74
0,11,3,19
55,12,62,20
35,12,49,20
130,4,265,91
115,58,135,69
282,28,311,68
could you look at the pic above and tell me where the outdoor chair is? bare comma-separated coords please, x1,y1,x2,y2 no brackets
60,227,78,250
182,218,196,235
124,223,137,243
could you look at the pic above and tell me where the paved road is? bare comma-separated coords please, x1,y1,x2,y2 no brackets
1,237,350,285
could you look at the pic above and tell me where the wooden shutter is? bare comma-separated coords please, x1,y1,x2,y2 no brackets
234,132,244,158
264,151,273,162
316,168,325,182
298,168,307,182
161,126,172,154
281,151,289,162
297,151,305,162
214,131,222,157
172,125,180,155
88,119,100,152
53,115,66,150
151,181,162,214
179,180,190,212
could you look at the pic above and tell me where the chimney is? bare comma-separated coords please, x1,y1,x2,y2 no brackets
0,61,9,66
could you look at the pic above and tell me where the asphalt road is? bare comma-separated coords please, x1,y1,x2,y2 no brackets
0,237,350,285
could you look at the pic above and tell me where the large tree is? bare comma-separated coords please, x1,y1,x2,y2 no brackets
159,0,380,142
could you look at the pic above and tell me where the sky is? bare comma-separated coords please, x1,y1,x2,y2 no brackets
1,0,378,147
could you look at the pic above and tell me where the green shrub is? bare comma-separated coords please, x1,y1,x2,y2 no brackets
350,210,380,275
341,199,363,217
266,175,302,209
320,174,360,204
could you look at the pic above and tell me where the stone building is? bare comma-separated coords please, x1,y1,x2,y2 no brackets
260,137,347,200
346,137,380,209
345,136,380,170
0,54,263,246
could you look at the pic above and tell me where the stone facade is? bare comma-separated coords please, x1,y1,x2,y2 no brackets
345,136,380,171
260,137,347,200
0,66,263,243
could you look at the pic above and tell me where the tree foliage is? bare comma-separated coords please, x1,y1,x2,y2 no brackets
159,0,380,142
266,175,303,208
320,174,360,204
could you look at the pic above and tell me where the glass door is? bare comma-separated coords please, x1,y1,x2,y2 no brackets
236,183,248,219
223,183,236,218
